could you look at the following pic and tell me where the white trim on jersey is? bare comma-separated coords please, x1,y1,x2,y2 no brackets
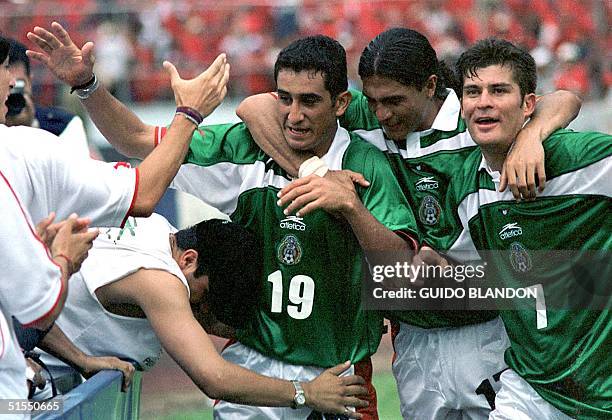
404,130,475,159
430,89,461,132
449,155,612,255
171,126,354,215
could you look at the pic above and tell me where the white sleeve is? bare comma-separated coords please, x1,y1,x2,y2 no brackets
22,131,137,227
0,173,63,326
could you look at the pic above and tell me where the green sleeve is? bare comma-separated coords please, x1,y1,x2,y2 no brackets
183,122,267,167
543,129,612,179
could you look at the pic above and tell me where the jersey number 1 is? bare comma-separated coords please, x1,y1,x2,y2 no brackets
267,270,314,320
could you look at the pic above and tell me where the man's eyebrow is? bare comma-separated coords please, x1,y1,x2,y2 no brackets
364,93,406,102
490,83,513,89
299,93,323,101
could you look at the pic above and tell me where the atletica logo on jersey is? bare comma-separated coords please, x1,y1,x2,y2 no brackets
509,242,532,273
419,195,441,226
499,222,523,240
279,215,306,231
415,176,439,191
277,235,303,265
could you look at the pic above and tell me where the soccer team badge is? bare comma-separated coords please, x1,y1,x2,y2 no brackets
419,195,441,225
277,234,303,265
509,242,532,273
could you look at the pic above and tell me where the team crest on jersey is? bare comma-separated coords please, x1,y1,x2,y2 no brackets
279,215,306,231
415,176,439,191
419,195,441,225
277,235,303,265
509,242,532,273
499,222,522,240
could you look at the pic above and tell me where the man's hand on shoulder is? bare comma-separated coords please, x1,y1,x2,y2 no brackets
499,126,546,201
277,171,367,218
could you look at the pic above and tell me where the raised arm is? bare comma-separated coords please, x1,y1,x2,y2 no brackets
27,22,155,158
500,90,582,200
110,269,368,417
237,93,310,177
27,22,231,217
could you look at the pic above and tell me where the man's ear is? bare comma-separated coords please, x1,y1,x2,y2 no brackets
178,249,198,276
425,74,438,98
523,93,537,119
334,90,352,117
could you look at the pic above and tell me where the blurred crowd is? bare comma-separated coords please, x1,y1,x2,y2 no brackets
2,0,610,104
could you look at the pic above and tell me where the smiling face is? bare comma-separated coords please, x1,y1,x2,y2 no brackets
362,74,438,141
0,57,16,124
461,64,536,154
276,69,350,157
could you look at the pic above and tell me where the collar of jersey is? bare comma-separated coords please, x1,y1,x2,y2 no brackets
399,89,461,151
478,155,502,182
319,122,350,171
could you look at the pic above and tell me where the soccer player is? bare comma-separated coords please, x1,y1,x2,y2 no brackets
235,28,581,419
30,23,417,419
445,38,610,419
39,213,369,414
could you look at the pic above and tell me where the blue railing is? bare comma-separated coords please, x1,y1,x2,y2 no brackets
34,370,141,420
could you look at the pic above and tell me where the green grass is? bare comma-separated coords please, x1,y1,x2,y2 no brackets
154,371,400,420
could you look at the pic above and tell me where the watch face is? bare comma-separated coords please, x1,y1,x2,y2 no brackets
296,394,306,405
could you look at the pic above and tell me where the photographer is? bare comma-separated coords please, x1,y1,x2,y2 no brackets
5,37,89,158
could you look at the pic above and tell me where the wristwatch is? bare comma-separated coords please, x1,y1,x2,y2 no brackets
291,380,306,409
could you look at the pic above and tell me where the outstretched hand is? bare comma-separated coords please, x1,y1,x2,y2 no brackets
163,54,230,118
302,361,368,418
27,21,95,87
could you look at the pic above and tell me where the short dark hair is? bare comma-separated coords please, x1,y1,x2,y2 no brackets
455,38,537,98
176,219,262,329
0,37,11,64
5,38,30,76
274,35,348,99
358,27,457,99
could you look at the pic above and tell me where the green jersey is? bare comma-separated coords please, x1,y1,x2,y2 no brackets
170,122,417,367
446,129,612,418
340,89,497,328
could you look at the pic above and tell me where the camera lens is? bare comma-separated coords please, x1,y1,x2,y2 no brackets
6,93,26,116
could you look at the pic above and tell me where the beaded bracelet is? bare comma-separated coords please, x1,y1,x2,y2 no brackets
176,106,204,127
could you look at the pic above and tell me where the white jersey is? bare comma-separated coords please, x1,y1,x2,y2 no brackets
0,123,135,406
0,124,136,227
0,173,63,402
47,214,189,370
